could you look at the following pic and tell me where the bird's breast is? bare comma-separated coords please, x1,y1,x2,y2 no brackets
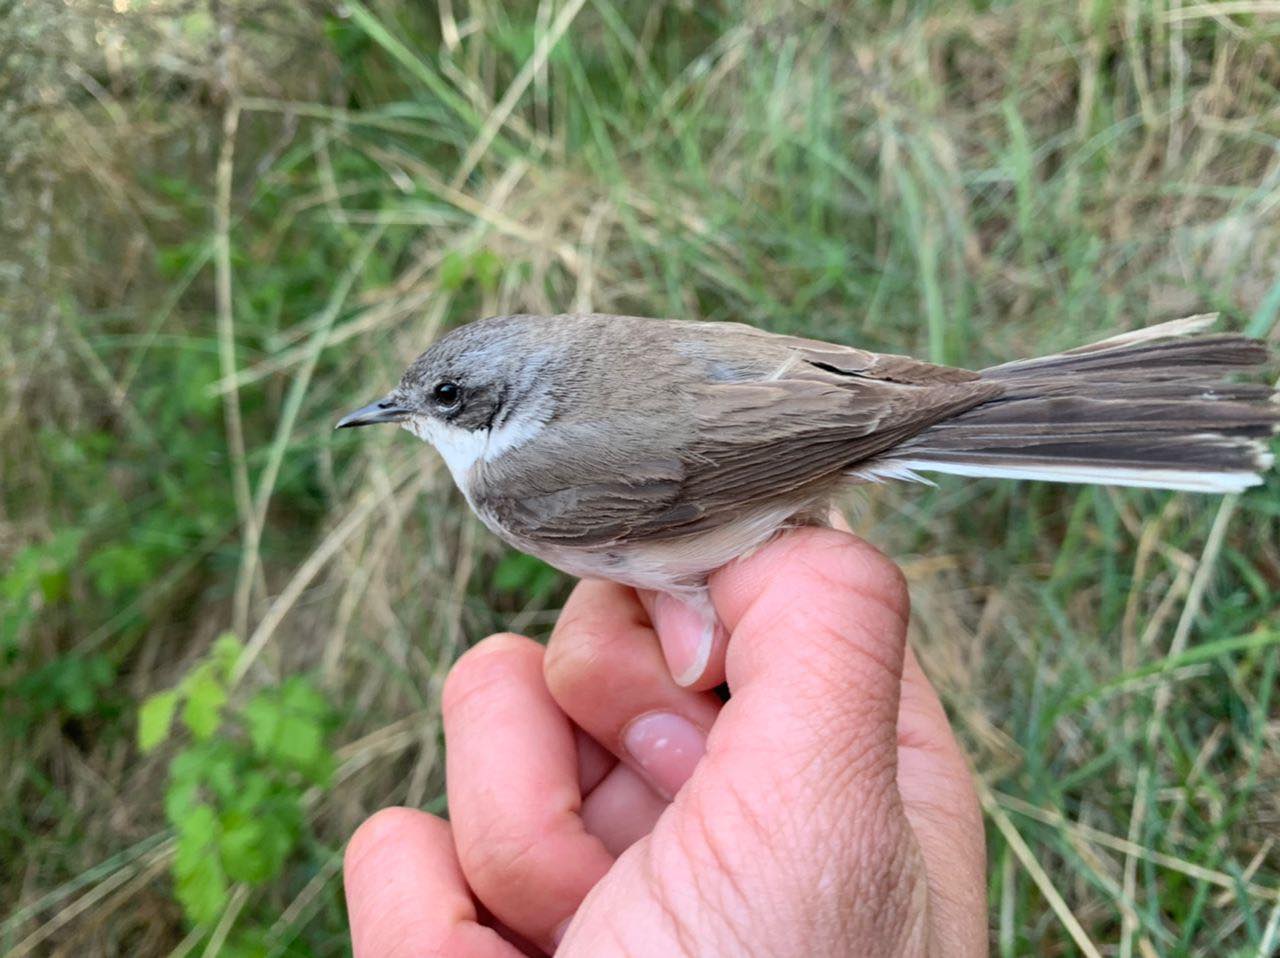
473,498,812,593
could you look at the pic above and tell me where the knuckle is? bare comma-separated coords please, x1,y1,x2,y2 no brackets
457,817,548,897
798,533,910,626
345,806,426,873
781,535,912,687
544,618,624,700
542,624,599,696
441,633,536,714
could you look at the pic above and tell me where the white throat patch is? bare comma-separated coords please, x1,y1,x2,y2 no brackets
403,413,543,495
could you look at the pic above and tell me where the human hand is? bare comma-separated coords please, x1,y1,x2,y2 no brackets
343,528,987,956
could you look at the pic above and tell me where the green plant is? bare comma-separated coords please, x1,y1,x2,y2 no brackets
139,635,337,930
0,530,83,662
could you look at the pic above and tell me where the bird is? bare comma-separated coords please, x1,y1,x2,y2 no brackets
337,312,1278,682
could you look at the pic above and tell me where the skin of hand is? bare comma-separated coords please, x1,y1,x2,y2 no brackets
343,527,987,957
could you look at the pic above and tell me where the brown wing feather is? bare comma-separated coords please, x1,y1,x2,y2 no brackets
474,322,999,546
655,372,999,534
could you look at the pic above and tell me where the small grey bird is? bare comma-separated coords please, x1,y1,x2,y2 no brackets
337,313,1278,679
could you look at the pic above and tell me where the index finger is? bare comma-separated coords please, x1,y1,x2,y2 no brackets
344,807,522,958
444,634,614,950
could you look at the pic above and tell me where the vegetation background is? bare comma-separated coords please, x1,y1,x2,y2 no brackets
3,0,1279,954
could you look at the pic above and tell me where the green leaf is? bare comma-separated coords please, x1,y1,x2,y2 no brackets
218,930,272,958
437,246,504,293
471,248,503,292
218,808,295,883
163,776,200,827
199,743,241,802
174,803,227,924
180,665,227,740
37,569,70,603
0,530,85,655
182,800,219,847
244,677,334,782
492,551,560,596
13,654,115,718
85,544,153,600
138,689,179,753
165,750,203,824
86,654,112,686
221,769,276,823
438,249,471,291
175,860,227,926
210,632,243,682
60,655,114,714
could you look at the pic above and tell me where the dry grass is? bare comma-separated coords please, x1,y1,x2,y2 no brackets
2,0,1279,954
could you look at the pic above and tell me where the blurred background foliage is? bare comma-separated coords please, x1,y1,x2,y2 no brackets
2,0,1279,953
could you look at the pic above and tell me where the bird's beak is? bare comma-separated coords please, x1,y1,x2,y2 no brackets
335,398,412,429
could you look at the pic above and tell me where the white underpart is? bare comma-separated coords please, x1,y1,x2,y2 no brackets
866,451,1271,494
403,413,545,497
533,500,810,595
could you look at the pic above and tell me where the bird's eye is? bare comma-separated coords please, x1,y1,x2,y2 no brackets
432,381,461,407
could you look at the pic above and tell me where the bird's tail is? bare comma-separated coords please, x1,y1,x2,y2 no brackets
877,315,1279,493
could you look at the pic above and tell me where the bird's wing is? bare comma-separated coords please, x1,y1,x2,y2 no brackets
474,333,1001,547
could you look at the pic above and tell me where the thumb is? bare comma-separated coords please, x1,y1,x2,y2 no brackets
706,526,910,795
560,529,935,956
640,527,931,953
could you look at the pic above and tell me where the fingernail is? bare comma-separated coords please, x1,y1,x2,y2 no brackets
652,593,720,687
623,712,707,800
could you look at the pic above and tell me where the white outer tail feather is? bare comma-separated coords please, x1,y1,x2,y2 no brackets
870,314,1278,494
863,452,1271,494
